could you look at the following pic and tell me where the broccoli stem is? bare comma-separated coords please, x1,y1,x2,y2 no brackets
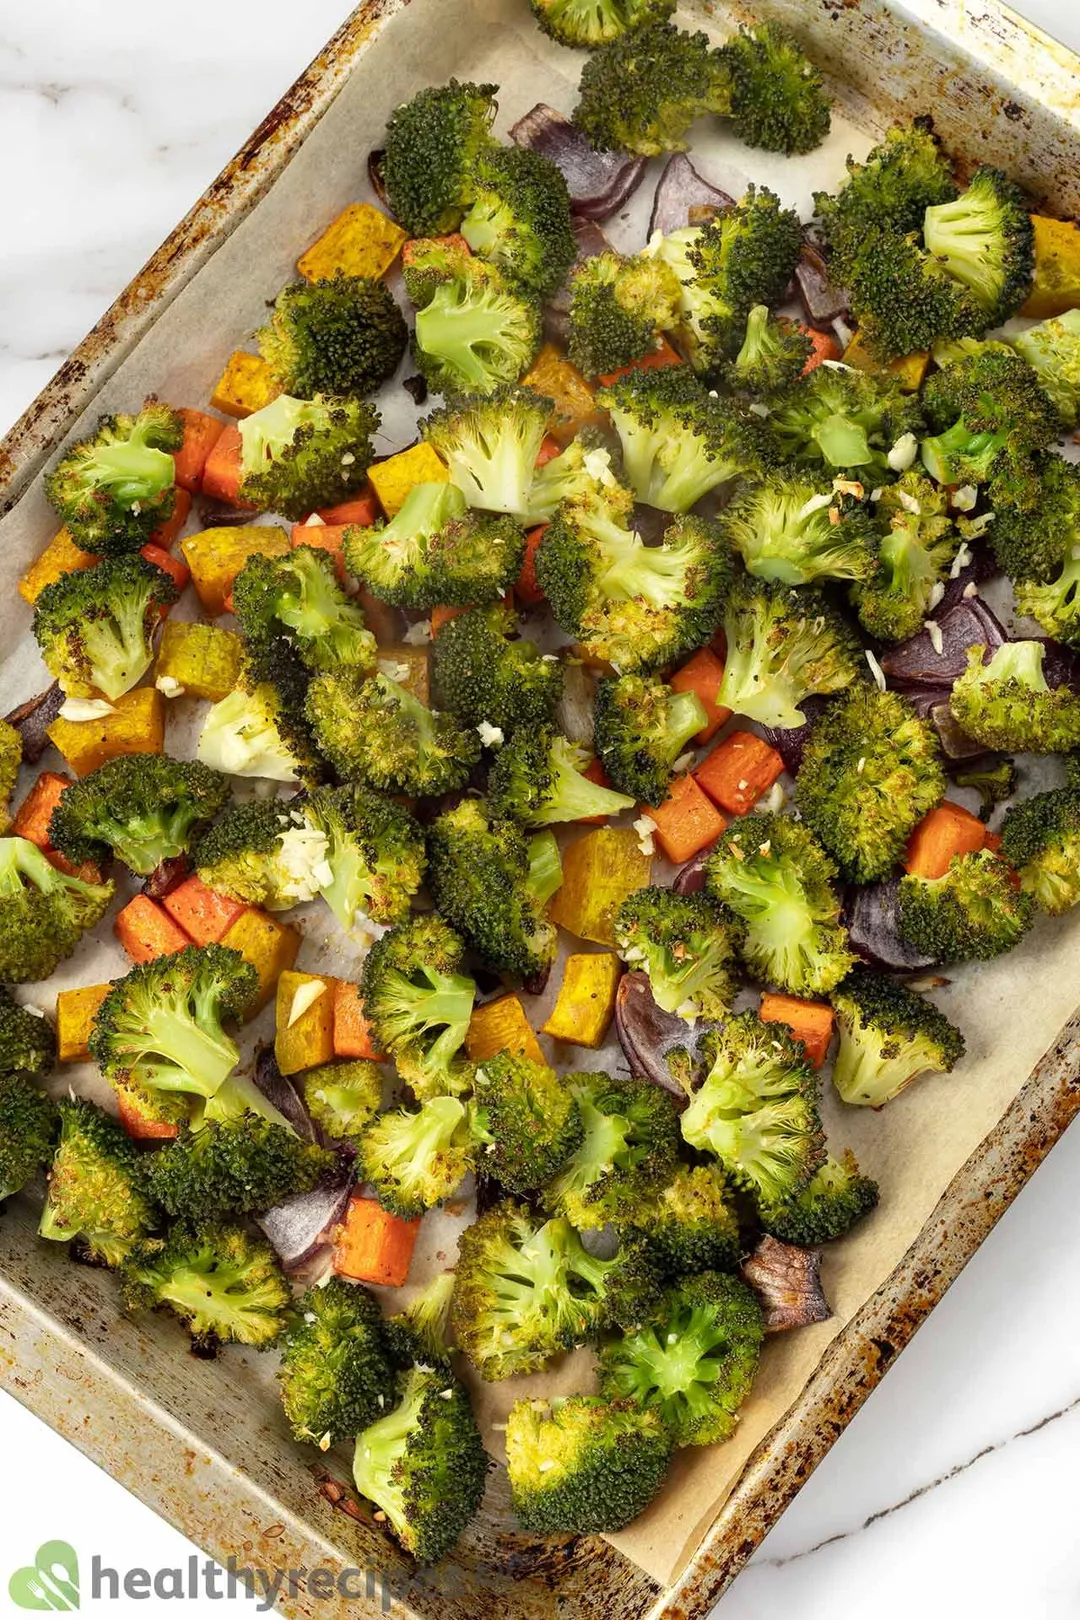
525,832,563,906
543,739,634,824
920,420,1005,485
138,1007,240,1098
85,435,175,503
352,1376,424,1540
813,413,873,469
155,1260,266,1340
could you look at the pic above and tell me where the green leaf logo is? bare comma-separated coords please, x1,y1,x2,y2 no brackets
8,1542,80,1610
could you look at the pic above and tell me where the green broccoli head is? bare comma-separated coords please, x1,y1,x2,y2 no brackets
420,386,555,524
196,673,311,786
257,273,406,398
573,22,732,156
39,1097,157,1267
716,575,861,731
121,1221,291,1350
852,471,965,642
920,349,1060,512
543,1070,679,1230
949,641,1080,754
343,480,524,609
404,239,542,396
33,554,178,701
567,251,683,379
90,944,256,1112
896,849,1034,964
0,987,56,1084
487,723,634,826
359,914,475,1097
471,1050,582,1193
460,144,576,298
352,1365,489,1563
507,1395,671,1535
999,786,1080,915
718,474,879,587
922,166,1034,324
843,228,985,362
830,965,965,1105
614,886,741,1020
48,756,229,877
767,365,925,478
427,798,558,983
145,1117,334,1221
761,1149,879,1244
305,669,481,798
232,546,377,676
431,601,563,735
722,305,812,396
528,0,673,48
1010,309,1080,427
237,394,379,521
596,1270,763,1447
989,453,1080,586
719,21,831,155
303,784,426,930
795,686,946,883
594,673,707,804
618,1163,741,1278
194,799,307,910
382,79,499,237
0,1073,58,1201
44,401,183,555
280,1276,395,1449
0,837,115,984
675,187,803,367
300,1060,383,1143
381,1271,458,1372
814,118,958,283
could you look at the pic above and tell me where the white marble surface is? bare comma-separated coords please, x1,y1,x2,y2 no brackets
3,2,1080,1615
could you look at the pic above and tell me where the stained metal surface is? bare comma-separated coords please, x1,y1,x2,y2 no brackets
2,2,1080,1616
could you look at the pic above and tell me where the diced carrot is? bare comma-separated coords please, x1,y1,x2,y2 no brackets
647,773,727,865
598,337,682,388
579,757,618,825
535,433,561,468
430,603,465,637
172,409,226,493
46,850,103,885
800,325,843,375
317,489,380,526
200,426,253,507
357,588,401,647
333,1195,420,1287
332,979,387,1061
759,992,835,1069
140,543,190,594
695,730,784,816
290,521,348,582
114,896,192,963
116,1089,180,1141
518,526,547,607
162,873,248,946
400,233,471,267
12,772,71,850
145,486,192,553
669,647,731,744
904,800,987,880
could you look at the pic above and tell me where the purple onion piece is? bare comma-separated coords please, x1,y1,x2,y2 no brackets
758,693,832,776
880,597,1007,689
510,103,647,222
142,855,190,900
5,682,64,763
648,154,734,237
253,1046,318,1143
1039,638,1080,694
672,846,718,896
614,972,716,1106
846,878,936,971
741,1236,831,1332
795,236,849,329
544,216,614,347
258,1156,355,1271
898,688,987,760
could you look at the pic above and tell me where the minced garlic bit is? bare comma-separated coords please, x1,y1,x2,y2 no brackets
477,721,504,749
748,401,771,418
962,581,979,599
796,492,835,523
633,814,657,857
763,781,785,814
869,487,884,504
952,484,978,512
583,448,618,488
864,648,887,691
378,659,410,682
819,358,854,372
887,432,918,473
277,823,332,903
923,618,945,655
672,751,695,774
855,756,866,774
287,978,327,1028
57,697,116,722
928,581,946,611
155,674,185,698
301,512,326,527
949,541,973,578
402,618,432,646
833,477,864,501
895,486,922,516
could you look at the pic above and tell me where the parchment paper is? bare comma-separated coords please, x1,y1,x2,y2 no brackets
1,0,1075,1589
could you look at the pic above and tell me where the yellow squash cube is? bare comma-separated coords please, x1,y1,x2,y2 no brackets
47,688,165,777
56,984,110,1063
209,351,281,419
377,645,430,706
19,529,97,606
220,909,300,1019
298,203,407,283
523,345,603,445
275,970,337,1074
1021,215,1080,318
369,445,449,518
155,620,244,702
542,953,622,1048
180,525,290,616
547,827,652,946
843,330,928,393
466,994,545,1065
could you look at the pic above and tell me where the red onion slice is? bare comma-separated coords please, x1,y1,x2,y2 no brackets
511,104,647,222
648,154,735,238
258,1156,355,1271
5,682,64,763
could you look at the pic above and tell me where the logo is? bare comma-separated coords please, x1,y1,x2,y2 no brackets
9,1542,80,1611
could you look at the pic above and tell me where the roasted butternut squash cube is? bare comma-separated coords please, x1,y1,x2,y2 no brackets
55,984,110,1063
298,203,407,282
1022,215,1080,318
523,345,603,445
369,444,449,517
181,524,290,616
275,970,337,1074
209,351,281,419
220,909,300,1019
542,952,622,1048
155,620,244,702
19,529,97,606
47,688,165,777
466,994,545,1065
547,827,652,946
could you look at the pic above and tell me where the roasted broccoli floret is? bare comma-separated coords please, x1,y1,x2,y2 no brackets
343,480,524,609
768,366,924,478
236,394,379,520
487,722,634,826
431,601,563,734
922,167,1034,325
795,686,945,882
567,250,682,379
619,1163,741,1278
306,784,426,930
719,21,830,154
352,1366,488,1563
953,757,1018,819
90,944,256,1113
0,1073,58,1201
999,786,1080,914
506,1396,671,1534
232,546,377,676
614,886,740,1021
949,641,1080,754
596,365,774,512
919,350,1060,513
989,455,1080,646
44,401,183,555
427,798,558,982
381,79,499,237
1010,309,1080,427
359,915,476,1099
681,1014,825,1204
48,756,229,877
193,799,306,910
528,0,672,48
300,1061,383,1143
722,305,812,396
831,965,965,1104
471,1051,583,1194
896,849,1034,963
280,1277,395,1449
0,987,56,1083
196,669,311,785
706,814,853,995
420,387,554,524
404,238,542,396
715,575,861,729
543,1071,679,1230
145,1117,333,1221
382,1271,458,1371
0,837,114,984
305,670,481,797
39,1097,156,1266
761,1150,879,1244
257,273,406,399
843,228,984,361
573,22,731,156
594,673,707,804
596,1271,763,1447
814,118,958,283
851,472,965,642
33,554,178,701
718,474,878,586
121,1221,291,1350
459,144,576,298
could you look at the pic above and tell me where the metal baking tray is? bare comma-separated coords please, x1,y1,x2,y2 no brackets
2,2,1080,1615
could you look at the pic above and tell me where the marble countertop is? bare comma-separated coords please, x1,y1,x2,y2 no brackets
3,3,1080,1616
